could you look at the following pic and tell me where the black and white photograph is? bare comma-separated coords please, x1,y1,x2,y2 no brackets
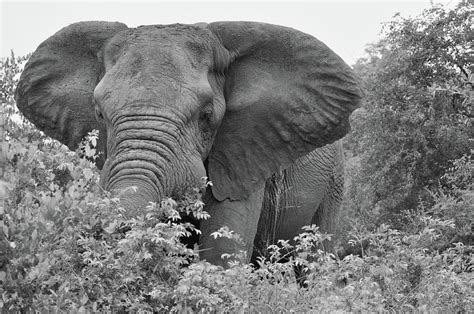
0,0,472,311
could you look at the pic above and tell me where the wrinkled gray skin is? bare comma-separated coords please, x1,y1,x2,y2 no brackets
16,21,361,266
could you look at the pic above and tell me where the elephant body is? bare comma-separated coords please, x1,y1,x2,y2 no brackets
255,142,343,256
15,21,361,266
199,142,344,263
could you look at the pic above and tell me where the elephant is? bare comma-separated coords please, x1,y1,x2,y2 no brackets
15,21,362,267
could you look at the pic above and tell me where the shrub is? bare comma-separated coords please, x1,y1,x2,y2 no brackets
1,134,472,311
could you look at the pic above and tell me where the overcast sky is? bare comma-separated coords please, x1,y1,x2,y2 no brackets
1,0,456,65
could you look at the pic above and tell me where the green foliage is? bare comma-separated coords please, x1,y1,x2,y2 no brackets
1,5,472,310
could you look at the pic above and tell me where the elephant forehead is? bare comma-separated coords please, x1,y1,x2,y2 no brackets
102,24,215,71
95,25,219,112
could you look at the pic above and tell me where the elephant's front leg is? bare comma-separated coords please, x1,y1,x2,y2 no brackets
199,186,265,267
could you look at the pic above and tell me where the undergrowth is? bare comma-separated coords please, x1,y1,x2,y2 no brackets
1,130,472,312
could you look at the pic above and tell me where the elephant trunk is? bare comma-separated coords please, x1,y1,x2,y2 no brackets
100,114,206,211
101,153,165,210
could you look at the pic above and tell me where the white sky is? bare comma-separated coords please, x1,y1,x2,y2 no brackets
0,0,457,65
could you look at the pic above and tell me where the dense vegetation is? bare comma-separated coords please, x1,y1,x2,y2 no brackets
1,1,472,311
342,1,472,229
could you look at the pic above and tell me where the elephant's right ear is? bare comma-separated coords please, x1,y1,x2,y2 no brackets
207,22,362,201
15,21,127,151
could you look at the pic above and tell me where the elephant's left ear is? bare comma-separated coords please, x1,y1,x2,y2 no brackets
207,22,362,201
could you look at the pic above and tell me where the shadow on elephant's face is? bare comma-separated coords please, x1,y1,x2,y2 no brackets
15,21,362,206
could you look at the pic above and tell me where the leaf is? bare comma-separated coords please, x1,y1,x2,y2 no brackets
84,145,96,158
81,294,89,305
83,168,94,181
58,162,73,172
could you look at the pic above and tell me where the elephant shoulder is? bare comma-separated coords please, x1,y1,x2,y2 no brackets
291,141,342,171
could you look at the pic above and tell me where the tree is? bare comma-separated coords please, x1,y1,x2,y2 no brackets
343,0,473,227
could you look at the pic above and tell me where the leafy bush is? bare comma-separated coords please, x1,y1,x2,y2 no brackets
2,138,472,312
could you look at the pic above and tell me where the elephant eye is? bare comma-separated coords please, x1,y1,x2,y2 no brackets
199,106,213,122
95,107,104,121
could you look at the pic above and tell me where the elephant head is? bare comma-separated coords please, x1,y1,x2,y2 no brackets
16,21,361,224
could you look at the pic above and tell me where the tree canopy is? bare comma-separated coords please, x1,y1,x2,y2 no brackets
344,0,472,227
